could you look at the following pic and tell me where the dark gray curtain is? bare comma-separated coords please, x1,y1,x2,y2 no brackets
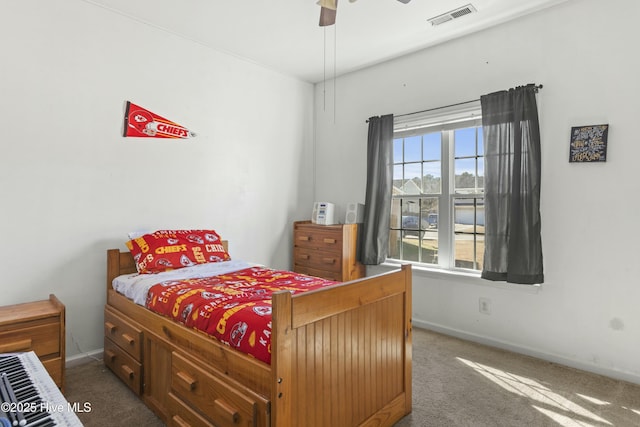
359,114,394,265
480,85,543,284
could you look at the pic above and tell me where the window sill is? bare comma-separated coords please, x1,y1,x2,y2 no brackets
380,260,542,294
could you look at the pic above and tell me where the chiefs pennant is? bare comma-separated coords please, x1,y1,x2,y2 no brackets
123,101,196,139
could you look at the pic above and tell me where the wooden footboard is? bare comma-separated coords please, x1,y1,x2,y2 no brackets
273,265,412,426
105,249,411,427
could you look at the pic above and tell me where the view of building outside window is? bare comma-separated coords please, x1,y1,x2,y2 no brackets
389,125,485,271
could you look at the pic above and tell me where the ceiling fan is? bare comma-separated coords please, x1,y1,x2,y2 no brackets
318,0,412,27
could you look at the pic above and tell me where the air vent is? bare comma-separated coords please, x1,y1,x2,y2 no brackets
427,4,477,26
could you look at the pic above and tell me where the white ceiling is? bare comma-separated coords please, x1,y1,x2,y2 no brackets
85,0,570,83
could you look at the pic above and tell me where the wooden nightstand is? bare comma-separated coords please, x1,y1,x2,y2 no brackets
0,294,66,391
293,220,365,281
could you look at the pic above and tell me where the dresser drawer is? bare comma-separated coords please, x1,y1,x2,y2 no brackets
104,337,142,395
104,308,143,361
167,393,215,427
293,265,343,281
0,322,60,357
171,352,257,427
294,225,343,252
294,248,341,273
42,357,63,386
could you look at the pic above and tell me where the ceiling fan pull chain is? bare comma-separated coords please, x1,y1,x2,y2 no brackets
333,22,337,123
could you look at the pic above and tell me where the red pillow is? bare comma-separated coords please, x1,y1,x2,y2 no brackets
126,230,230,274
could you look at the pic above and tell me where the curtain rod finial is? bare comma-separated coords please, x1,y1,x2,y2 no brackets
529,83,543,92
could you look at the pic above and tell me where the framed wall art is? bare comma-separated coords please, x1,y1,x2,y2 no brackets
569,124,608,163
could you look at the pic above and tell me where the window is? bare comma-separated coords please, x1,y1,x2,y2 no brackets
388,105,485,271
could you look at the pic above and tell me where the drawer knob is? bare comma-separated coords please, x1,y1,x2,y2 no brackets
0,339,32,353
297,236,311,241
300,254,310,260
323,238,337,244
176,371,197,391
105,322,117,333
322,258,336,264
121,365,135,380
105,350,117,363
121,333,135,346
214,399,239,424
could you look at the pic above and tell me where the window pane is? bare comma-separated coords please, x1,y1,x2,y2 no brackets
420,237,439,264
393,138,403,163
478,130,484,156
404,135,421,163
454,127,477,157
423,133,441,161
402,199,420,223
455,158,478,192
403,164,422,194
422,161,441,194
393,164,403,183
400,232,420,262
420,198,438,227
389,199,402,229
419,198,439,265
454,198,485,270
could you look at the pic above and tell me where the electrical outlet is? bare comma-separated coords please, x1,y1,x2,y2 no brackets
479,297,491,315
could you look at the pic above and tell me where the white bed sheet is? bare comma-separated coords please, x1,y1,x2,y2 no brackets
112,259,257,306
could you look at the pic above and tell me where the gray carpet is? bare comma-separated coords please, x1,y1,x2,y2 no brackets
64,328,640,426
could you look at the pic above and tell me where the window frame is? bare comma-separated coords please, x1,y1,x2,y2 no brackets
389,102,484,272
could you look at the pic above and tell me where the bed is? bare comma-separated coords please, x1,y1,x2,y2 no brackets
104,231,412,427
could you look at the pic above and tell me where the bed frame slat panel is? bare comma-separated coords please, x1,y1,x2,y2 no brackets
290,293,407,426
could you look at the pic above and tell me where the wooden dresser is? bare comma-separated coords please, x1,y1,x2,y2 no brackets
0,294,66,391
293,220,365,281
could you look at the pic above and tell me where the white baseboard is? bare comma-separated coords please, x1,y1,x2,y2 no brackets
413,319,640,386
65,348,103,368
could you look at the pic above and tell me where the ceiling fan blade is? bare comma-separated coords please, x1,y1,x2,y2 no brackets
397,0,411,3
319,6,337,26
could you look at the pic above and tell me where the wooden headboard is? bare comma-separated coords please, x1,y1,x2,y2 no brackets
106,241,229,292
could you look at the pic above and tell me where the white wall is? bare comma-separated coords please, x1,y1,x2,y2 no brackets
1,1,315,358
314,0,640,383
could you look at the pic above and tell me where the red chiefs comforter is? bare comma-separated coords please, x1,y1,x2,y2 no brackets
145,266,337,364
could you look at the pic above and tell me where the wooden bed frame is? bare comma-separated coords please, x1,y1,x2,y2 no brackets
105,246,412,427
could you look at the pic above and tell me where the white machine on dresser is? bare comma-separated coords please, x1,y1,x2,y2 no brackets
311,201,336,225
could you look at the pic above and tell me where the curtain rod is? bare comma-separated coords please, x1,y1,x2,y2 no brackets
366,84,543,123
